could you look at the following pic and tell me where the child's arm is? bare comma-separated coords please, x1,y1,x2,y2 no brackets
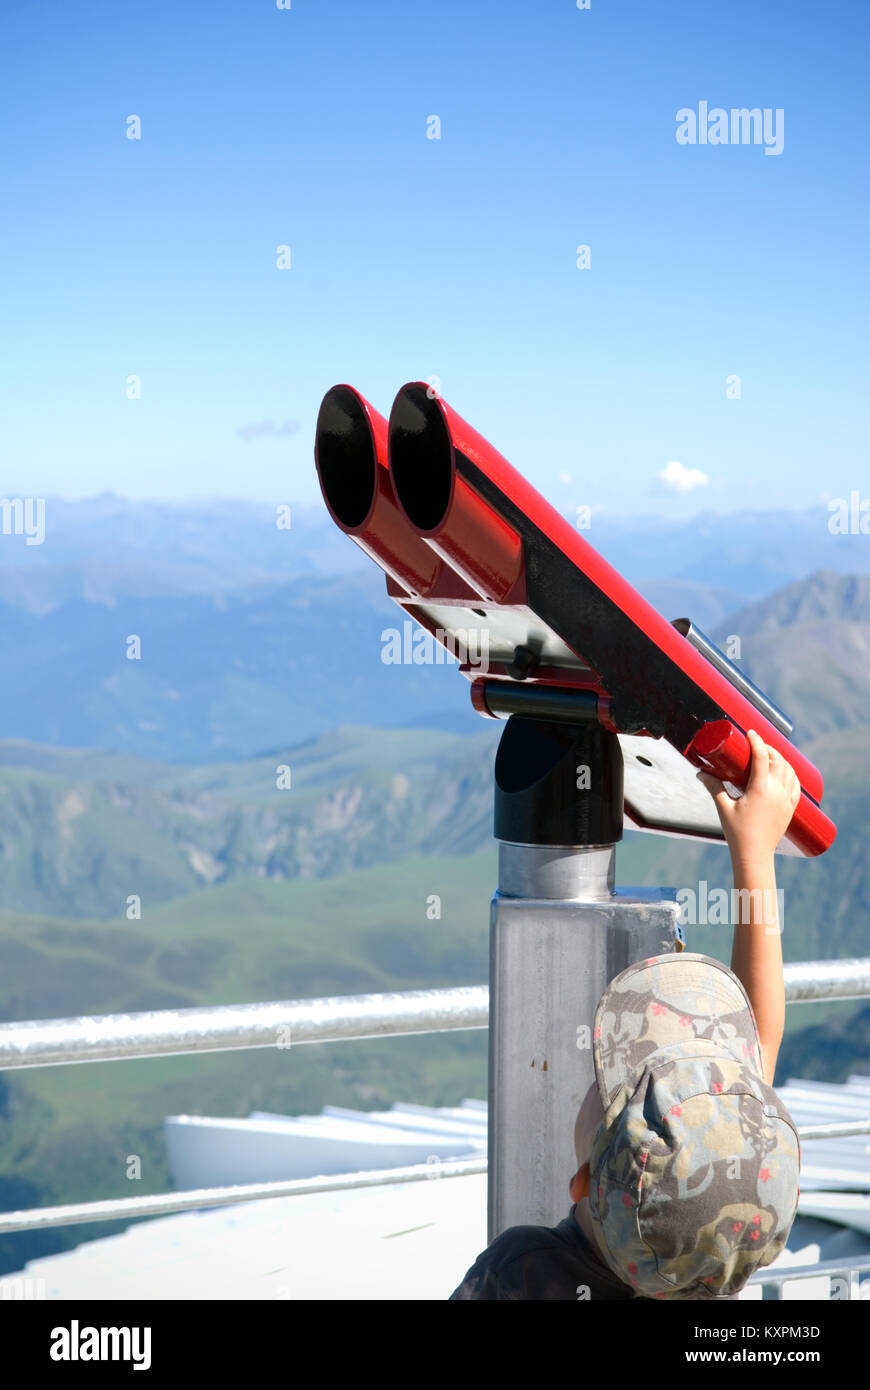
697,728,801,1086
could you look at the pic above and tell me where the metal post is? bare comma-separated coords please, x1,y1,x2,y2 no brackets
487,715,681,1239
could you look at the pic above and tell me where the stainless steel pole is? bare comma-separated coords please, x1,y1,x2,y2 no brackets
487,713,681,1239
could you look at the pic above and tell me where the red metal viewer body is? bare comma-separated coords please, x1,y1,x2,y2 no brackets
315,381,835,858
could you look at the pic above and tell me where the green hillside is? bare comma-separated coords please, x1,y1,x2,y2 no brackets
0,725,497,920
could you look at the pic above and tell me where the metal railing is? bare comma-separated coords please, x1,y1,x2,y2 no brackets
0,984,490,1070
1,958,868,1072
792,1119,870,1140
3,1122,869,1235
2,954,869,1299
0,1157,489,1234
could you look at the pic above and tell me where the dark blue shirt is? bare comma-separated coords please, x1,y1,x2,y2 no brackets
449,1207,637,1300
449,1206,740,1300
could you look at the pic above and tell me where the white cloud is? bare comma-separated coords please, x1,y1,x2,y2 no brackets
558,471,573,484
659,460,709,493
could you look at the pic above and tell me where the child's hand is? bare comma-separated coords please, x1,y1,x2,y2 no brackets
696,729,801,864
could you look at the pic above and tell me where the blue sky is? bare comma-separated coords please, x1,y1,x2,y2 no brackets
1,0,866,519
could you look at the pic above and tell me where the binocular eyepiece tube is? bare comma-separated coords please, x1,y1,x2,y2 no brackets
388,384,526,603
315,384,454,599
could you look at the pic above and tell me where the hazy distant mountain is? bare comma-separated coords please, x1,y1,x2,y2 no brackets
0,496,364,613
710,571,870,739
588,507,870,593
714,569,870,629
2,544,869,758
3,495,869,617
0,569,483,759
632,577,746,631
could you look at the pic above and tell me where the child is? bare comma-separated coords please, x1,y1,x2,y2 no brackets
450,729,802,1300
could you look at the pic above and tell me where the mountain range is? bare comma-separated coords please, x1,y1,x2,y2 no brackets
2,489,870,757
4,495,868,617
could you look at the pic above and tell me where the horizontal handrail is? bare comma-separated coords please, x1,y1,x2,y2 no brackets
3,1109,869,1235
0,985,489,1071
793,1119,870,1140
1,958,868,1071
0,1156,488,1234
781,957,870,1003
